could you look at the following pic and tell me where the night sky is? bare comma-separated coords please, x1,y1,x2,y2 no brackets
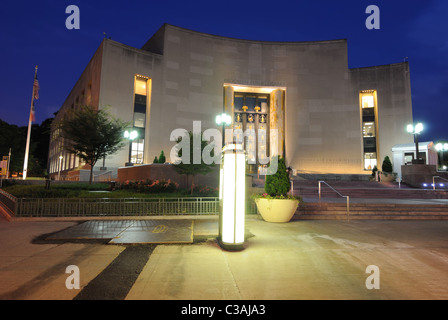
1,0,447,142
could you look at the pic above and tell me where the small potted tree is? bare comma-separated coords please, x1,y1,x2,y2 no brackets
254,156,300,222
380,156,396,182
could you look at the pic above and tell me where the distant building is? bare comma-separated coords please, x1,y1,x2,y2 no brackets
48,24,414,181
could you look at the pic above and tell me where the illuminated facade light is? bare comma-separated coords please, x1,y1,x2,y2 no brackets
435,143,448,151
407,123,424,134
215,113,232,126
124,130,138,140
218,143,246,251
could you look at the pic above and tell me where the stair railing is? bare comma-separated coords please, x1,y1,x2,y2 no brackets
318,181,350,222
432,176,448,190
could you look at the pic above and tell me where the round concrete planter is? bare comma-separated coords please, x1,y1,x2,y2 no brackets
379,172,397,182
255,198,299,223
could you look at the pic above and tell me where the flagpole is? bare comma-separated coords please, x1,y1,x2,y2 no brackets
22,65,38,180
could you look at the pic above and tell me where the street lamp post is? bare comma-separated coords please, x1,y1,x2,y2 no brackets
407,123,424,164
124,129,138,166
58,155,63,180
435,142,448,170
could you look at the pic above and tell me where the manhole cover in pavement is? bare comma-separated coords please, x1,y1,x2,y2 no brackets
108,220,193,244
46,220,194,244
47,220,135,240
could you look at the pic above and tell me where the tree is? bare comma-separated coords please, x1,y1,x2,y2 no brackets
158,150,166,163
57,106,128,184
172,131,215,195
265,156,290,196
382,156,393,173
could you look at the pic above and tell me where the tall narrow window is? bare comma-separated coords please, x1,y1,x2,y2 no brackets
134,77,147,128
131,75,149,163
360,90,378,170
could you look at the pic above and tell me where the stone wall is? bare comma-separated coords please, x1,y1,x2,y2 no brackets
401,164,448,187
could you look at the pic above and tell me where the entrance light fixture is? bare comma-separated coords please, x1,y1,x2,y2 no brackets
406,122,424,164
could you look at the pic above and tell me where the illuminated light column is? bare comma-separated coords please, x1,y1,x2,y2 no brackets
218,144,246,251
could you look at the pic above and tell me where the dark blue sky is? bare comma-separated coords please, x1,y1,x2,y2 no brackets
1,0,446,142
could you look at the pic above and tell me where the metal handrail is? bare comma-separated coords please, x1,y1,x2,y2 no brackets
432,176,448,190
318,181,350,222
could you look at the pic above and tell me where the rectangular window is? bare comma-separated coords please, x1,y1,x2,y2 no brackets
364,152,377,170
404,152,414,164
234,94,244,110
362,122,375,137
135,78,147,96
134,94,146,106
245,96,256,111
361,95,374,109
360,90,378,170
362,108,375,122
131,139,144,164
133,112,145,128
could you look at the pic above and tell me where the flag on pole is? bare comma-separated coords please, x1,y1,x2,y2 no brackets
23,66,38,180
30,70,39,122
30,101,36,122
33,73,39,100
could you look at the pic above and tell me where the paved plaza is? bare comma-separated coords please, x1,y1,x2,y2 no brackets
1,214,448,301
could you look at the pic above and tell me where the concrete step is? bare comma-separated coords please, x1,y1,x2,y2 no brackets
294,188,448,199
294,214,448,220
300,202,448,210
294,201,448,220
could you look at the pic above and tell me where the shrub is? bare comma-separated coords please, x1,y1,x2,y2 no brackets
382,156,393,173
117,179,179,193
3,182,110,198
158,150,166,163
264,156,290,197
190,185,218,197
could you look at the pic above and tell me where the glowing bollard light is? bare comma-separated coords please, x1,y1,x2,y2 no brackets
218,144,246,251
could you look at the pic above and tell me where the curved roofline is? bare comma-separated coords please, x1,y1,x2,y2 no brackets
163,23,347,45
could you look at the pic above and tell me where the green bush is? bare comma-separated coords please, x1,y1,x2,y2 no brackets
158,150,166,163
264,156,290,197
190,185,218,197
117,179,179,193
3,182,110,198
382,156,393,173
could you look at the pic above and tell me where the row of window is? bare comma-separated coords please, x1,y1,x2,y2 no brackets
103,81,380,171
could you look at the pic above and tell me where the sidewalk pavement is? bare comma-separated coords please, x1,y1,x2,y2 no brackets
1,215,448,300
